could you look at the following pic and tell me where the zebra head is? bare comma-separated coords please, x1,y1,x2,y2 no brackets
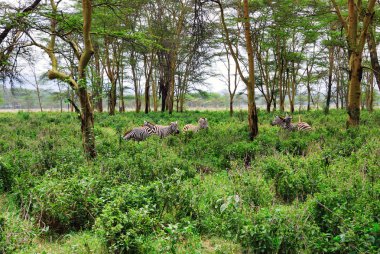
284,114,293,124
170,121,180,134
198,117,208,129
271,116,285,126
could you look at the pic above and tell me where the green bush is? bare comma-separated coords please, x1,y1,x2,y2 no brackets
94,184,158,253
27,168,100,232
0,159,13,192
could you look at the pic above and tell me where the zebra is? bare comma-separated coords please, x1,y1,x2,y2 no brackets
271,115,312,131
123,122,155,141
183,117,208,133
143,121,180,138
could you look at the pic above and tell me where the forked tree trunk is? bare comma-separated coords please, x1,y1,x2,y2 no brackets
331,0,376,127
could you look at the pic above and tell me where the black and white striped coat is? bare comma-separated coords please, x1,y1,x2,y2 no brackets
123,125,154,141
183,117,208,133
271,115,312,131
144,121,180,138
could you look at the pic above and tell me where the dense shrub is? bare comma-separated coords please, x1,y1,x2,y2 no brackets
0,159,13,192
94,184,158,253
0,110,379,253
27,168,100,232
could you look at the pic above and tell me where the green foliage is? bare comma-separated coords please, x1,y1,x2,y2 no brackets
0,110,379,253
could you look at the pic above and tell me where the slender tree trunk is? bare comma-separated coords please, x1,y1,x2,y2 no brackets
131,52,141,113
336,65,340,109
34,73,43,112
216,0,258,139
243,0,258,139
144,54,153,114
93,43,103,112
279,57,285,112
325,46,334,114
152,68,158,112
306,66,311,111
119,66,125,112
367,24,380,92
366,70,374,112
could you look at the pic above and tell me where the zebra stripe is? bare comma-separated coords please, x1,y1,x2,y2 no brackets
271,115,312,131
123,126,154,141
144,121,180,138
183,117,208,133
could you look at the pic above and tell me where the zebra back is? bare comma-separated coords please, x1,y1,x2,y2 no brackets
123,126,153,141
144,121,180,138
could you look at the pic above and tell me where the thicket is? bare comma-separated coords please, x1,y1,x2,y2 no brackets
0,110,379,253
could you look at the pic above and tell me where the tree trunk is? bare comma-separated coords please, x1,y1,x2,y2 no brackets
325,46,334,114
131,52,141,113
367,25,380,92
93,43,103,112
243,0,258,139
144,53,153,114
336,65,340,109
229,95,234,116
347,52,362,126
152,69,158,112
35,76,42,112
331,0,376,127
279,58,285,112
167,54,175,114
306,67,311,111
78,86,96,159
216,0,258,139
366,70,374,112
109,79,117,115
119,65,125,112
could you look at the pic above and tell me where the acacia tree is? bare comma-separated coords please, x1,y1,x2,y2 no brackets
213,0,258,139
331,0,376,126
28,0,96,158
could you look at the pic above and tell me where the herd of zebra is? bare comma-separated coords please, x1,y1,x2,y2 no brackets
123,115,311,141
123,117,209,141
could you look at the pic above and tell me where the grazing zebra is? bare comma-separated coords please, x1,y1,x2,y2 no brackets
143,121,180,138
271,115,312,131
183,117,208,133
123,124,154,141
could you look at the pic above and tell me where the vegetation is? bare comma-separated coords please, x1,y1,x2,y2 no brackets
1,0,380,252
0,110,379,253
1,0,380,158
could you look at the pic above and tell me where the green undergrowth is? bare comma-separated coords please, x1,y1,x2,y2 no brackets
0,110,379,253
